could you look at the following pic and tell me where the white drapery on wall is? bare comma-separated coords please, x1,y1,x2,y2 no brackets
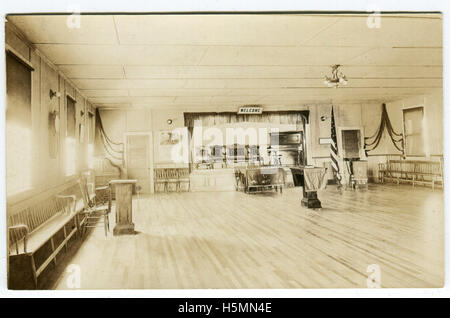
184,111,307,130
184,111,310,167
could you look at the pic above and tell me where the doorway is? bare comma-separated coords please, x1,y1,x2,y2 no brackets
124,132,154,194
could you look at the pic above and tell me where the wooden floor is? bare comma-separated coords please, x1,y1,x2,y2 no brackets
48,184,444,289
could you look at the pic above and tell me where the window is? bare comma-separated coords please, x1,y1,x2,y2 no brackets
87,111,95,169
66,96,77,176
6,51,33,196
403,107,425,156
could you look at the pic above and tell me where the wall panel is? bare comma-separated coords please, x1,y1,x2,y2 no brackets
6,24,91,207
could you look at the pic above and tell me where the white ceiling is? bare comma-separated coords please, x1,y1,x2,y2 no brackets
8,13,442,109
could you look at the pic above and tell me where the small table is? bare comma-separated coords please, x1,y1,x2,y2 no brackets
290,167,327,209
235,166,285,193
109,179,137,235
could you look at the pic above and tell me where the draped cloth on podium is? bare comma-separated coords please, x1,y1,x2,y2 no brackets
303,167,327,192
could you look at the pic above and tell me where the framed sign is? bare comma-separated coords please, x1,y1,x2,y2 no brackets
319,137,332,145
238,106,263,114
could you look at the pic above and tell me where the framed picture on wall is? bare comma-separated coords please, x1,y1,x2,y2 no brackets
319,137,332,145
157,128,189,164
48,111,59,159
159,130,182,146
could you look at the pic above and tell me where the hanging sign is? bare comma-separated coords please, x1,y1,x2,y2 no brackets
238,106,263,114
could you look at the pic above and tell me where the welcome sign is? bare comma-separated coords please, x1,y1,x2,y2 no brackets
237,106,263,114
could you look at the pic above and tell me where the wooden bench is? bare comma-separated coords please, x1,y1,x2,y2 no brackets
379,158,443,189
7,180,88,289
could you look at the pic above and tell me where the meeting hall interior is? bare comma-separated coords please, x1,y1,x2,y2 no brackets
4,13,444,289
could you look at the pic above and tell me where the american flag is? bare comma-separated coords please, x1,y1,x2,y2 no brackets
330,106,342,184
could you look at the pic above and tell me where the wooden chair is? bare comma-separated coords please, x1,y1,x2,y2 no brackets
178,168,190,192
154,168,167,193
352,160,368,190
78,176,111,237
166,168,179,192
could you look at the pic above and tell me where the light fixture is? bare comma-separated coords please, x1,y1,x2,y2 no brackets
49,89,61,99
167,119,173,125
320,115,328,121
324,64,348,88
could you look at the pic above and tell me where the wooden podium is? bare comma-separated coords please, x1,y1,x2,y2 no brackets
109,180,137,235
290,167,327,209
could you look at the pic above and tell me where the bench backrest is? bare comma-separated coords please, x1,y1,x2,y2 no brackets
78,176,92,210
7,182,81,250
386,159,442,176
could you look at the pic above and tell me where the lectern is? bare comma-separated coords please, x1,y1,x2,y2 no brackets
290,167,327,209
109,179,137,235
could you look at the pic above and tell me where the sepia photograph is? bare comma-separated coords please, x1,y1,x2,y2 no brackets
1,1,448,298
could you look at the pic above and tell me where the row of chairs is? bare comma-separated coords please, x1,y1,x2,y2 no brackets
154,168,190,192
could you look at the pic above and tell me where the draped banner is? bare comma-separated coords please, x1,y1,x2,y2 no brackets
94,108,124,169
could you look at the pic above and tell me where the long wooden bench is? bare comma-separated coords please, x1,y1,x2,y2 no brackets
378,158,443,189
7,178,91,289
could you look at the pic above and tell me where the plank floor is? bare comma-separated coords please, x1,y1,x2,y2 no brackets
49,184,444,289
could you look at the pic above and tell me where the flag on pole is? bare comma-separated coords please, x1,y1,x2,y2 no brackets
330,106,342,184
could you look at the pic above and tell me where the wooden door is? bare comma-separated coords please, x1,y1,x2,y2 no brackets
126,134,153,193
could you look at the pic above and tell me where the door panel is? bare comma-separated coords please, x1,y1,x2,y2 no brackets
126,134,152,194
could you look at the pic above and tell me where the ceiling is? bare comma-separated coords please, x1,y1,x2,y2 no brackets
7,13,442,109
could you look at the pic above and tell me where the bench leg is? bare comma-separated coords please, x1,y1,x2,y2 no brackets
412,175,415,187
50,237,57,267
63,225,68,253
30,255,38,289
75,213,81,239
104,215,108,237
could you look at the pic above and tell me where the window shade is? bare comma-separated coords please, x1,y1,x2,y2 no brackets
6,53,31,127
6,52,33,195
